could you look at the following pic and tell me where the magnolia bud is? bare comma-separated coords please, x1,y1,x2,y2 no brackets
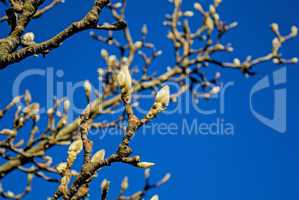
117,65,132,89
47,108,54,116
91,149,105,163
101,179,110,191
68,140,83,156
137,162,155,169
100,49,109,58
271,23,279,32
291,25,298,37
155,85,170,106
121,176,129,191
160,173,171,184
150,195,159,200
210,86,221,95
84,80,92,97
24,90,32,105
0,129,16,136
291,57,298,64
194,2,203,12
134,41,143,49
56,162,67,174
184,11,194,17
64,99,70,112
22,32,35,45
108,55,117,66
142,24,148,35
209,5,216,14
114,2,122,8
6,191,15,198
233,58,241,65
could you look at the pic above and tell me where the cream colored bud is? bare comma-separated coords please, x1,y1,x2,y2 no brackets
101,179,110,190
24,90,31,104
22,32,35,45
91,149,106,163
100,49,108,58
194,2,203,12
117,65,132,89
56,162,67,174
47,108,54,116
291,57,298,64
6,191,15,198
84,80,92,96
134,41,143,49
210,86,221,95
31,103,40,114
150,195,159,200
64,100,70,111
213,13,220,21
184,11,194,17
273,58,280,64
167,32,175,40
161,173,171,184
155,85,170,106
233,58,241,65
142,24,148,35
209,5,216,14
291,25,298,37
137,162,155,169
121,176,129,191
114,2,122,8
108,55,117,66
0,129,16,136
68,140,83,155
271,23,279,32
215,43,224,50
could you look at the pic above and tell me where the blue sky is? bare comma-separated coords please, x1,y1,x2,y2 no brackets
0,0,299,199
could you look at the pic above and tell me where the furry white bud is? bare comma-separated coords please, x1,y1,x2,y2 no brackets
291,57,298,64
84,80,92,96
194,2,203,12
137,162,155,169
100,49,109,58
271,23,279,32
291,25,298,37
150,195,159,200
134,41,143,49
68,140,83,155
210,86,221,95
155,85,170,106
22,32,35,45
184,11,194,17
233,58,241,65
117,65,132,89
91,149,106,163
56,162,67,174
64,100,70,111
